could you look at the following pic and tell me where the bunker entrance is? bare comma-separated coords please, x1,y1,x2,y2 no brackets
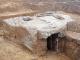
47,33,59,51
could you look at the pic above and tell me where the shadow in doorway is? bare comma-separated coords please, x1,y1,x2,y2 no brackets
47,33,59,51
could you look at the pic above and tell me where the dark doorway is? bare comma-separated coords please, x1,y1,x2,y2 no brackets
47,33,59,51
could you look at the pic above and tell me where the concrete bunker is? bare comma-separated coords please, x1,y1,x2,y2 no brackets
4,11,80,60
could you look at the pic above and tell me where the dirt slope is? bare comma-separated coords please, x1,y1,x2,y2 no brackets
0,37,33,60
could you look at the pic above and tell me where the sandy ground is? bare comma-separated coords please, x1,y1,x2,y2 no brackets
39,52,71,60
0,37,33,60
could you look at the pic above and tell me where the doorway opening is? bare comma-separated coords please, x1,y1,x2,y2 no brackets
47,33,59,51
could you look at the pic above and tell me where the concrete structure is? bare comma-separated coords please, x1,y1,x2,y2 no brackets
3,11,73,55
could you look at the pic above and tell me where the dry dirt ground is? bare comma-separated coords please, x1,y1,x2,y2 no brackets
0,37,33,60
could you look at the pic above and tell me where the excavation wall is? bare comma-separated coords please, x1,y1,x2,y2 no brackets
63,36,80,60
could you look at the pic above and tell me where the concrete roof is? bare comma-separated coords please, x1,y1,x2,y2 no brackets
3,11,73,38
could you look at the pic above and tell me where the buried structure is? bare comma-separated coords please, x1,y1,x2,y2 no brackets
2,11,80,60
